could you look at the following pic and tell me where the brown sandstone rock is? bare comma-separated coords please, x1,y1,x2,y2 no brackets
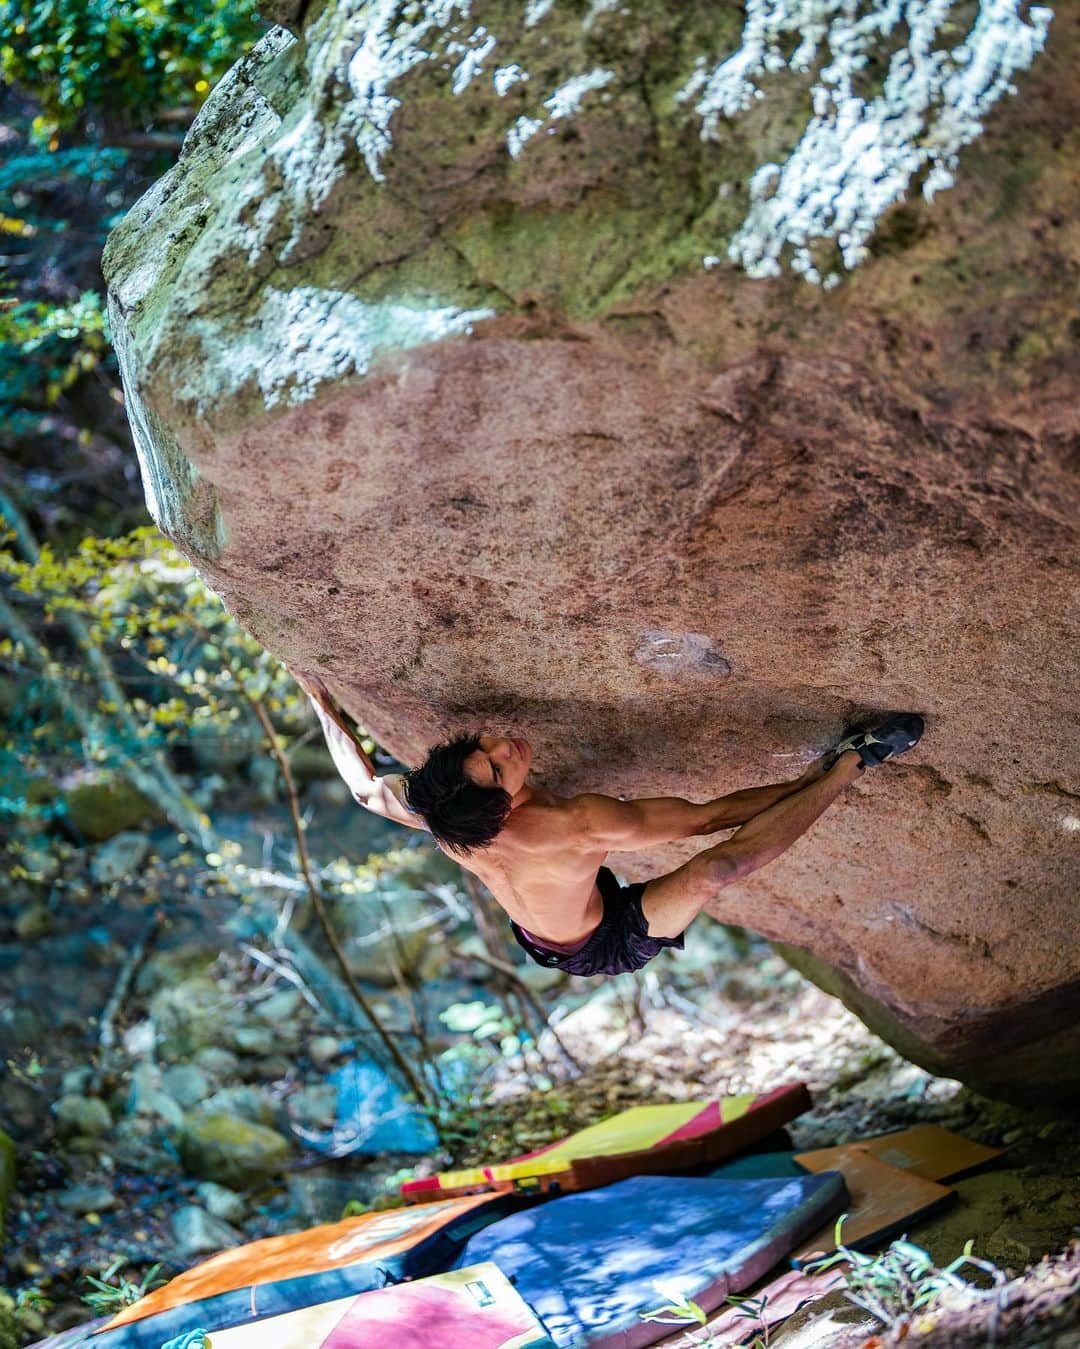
102,2,1079,1099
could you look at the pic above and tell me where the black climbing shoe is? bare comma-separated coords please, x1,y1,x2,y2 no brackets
825,712,924,771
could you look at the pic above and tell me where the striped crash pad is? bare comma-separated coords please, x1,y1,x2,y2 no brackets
205,1263,555,1349
402,1082,811,1200
453,1171,846,1348
89,1193,520,1347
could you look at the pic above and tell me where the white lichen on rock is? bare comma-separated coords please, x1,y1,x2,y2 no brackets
524,0,556,28
507,113,545,158
177,287,495,416
681,0,1053,284
492,62,528,96
345,0,472,180
543,68,615,119
506,68,615,157
449,27,497,95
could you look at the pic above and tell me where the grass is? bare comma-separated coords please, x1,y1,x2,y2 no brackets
806,1217,1008,1326
80,1259,166,1316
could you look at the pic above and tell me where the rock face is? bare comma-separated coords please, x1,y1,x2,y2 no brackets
102,2,1079,1100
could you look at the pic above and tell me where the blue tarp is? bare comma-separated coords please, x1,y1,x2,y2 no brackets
299,1057,439,1156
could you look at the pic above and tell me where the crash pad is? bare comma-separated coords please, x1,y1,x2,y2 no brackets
205,1264,555,1349
791,1148,953,1265
691,1266,846,1346
845,1123,1002,1182
454,1172,846,1348
706,1150,809,1182
403,1083,811,1200
91,1193,518,1347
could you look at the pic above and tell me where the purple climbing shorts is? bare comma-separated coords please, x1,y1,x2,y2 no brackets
508,866,685,977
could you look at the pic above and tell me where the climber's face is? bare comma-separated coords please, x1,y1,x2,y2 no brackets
464,735,532,799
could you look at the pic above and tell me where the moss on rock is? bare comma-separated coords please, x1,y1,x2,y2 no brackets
64,778,163,842
178,1112,290,1188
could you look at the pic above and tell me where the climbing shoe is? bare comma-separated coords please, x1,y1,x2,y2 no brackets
825,712,924,771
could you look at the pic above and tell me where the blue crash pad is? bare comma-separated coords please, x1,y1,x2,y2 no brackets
454,1172,846,1348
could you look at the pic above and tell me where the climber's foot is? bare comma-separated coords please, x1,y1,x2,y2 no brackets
825,712,924,771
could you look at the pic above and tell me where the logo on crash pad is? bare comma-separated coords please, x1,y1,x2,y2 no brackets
325,1198,469,1261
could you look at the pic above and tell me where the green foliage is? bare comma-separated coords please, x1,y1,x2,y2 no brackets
0,0,266,142
806,1218,1006,1326
0,525,307,819
0,88,129,442
0,291,110,439
640,1286,708,1329
0,143,129,200
81,1258,165,1315
0,1286,50,1349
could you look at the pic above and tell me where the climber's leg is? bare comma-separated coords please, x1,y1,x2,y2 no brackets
640,752,864,939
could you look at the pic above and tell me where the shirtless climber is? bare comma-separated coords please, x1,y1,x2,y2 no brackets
294,672,922,978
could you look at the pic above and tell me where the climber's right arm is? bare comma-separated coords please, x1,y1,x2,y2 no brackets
296,673,429,832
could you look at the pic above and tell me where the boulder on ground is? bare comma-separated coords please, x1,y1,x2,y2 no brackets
65,779,161,842
178,1112,290,1188
171,1203,243,1257
54,1095,112,1140
150,976,234,1061
103,1,1079,1098
90,831,151,886
195,1180,247,1223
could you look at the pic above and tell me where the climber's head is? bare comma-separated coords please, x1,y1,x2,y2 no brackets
402,733,531,854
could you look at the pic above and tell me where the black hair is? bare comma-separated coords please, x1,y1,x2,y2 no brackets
402,733,512,855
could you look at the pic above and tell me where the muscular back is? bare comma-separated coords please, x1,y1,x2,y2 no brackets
451,790,609,945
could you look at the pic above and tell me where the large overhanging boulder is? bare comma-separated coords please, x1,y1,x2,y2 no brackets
102,0,1078,1102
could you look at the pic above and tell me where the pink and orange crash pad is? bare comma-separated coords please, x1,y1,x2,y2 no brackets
401,1082,811,1201
90,1191,519,1347
202,1264,554,1349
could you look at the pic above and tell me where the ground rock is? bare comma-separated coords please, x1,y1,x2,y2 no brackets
126,1063,185,1127
14,903,52,940
195,1180,247,1223
56,1182,117,1215
255,987,303,1022
150,976,234,1061
195,1085,276,1127
64,779,161,842
103,2,1079,1097
286,1172,366,1225
171,1203,242,1257
18,846,59,885
90,831,150,886
161,1063,210,1109
287,1082,337,1131
54,1095,112,1140
308,1035,345,1069
178,1112,290,1188
192,1045,240,1078
232,1025,277,1056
